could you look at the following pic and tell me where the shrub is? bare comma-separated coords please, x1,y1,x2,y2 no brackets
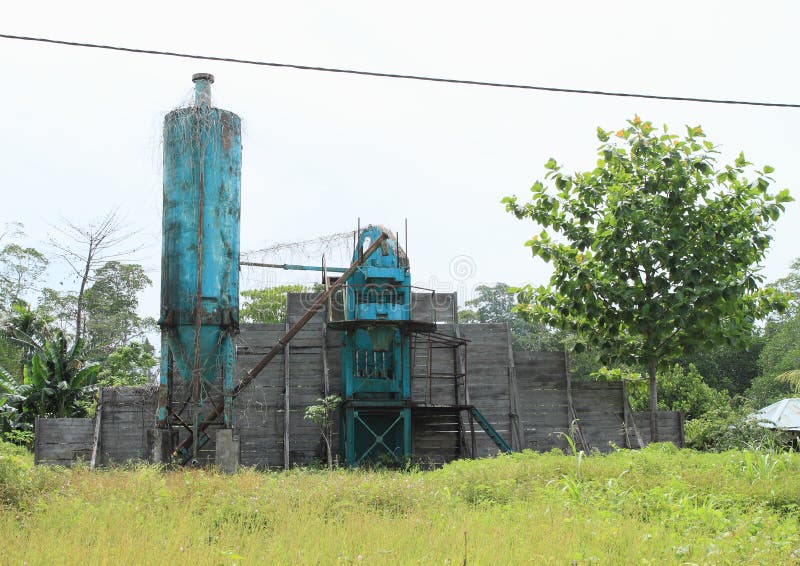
685,407,790,451
0,439,62,508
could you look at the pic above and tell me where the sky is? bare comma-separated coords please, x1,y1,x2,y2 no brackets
2,1,799,319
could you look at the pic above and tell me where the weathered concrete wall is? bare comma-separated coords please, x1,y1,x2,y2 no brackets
514,350,571,452
98,386,158,465
34,417,95,466
235,321,291,467
461,323,514,457
634,411,685,447
571,381,629,450
34,292,683,467
511,350,683,452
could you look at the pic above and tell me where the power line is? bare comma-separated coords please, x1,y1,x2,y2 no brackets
2,32,799,109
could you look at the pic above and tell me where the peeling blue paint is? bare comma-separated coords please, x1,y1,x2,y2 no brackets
156,75,241,435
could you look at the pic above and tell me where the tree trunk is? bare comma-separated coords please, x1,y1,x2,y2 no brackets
74,255,92,343
325,426,333,470
648,357,658,443
326,439,333,471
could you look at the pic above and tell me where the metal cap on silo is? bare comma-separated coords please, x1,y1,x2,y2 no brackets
192,72,215,83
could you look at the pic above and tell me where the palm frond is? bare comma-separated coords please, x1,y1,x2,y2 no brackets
776,370,800,393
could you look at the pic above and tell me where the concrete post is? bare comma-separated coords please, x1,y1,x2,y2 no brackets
148,429,178,464
215,429,240,473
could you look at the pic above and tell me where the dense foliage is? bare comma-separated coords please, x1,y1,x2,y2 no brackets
0,220,156,443
628,364,729,421
240,284,309,323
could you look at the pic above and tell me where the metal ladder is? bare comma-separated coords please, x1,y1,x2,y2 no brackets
469,407,513,454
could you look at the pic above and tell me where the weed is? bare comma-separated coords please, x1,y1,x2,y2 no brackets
1,440,799,564
733,451,792,483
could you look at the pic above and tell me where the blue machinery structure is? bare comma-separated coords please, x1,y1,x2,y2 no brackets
154,75,510,466
243,224,512,465
328,226,512,465
336,226,415,465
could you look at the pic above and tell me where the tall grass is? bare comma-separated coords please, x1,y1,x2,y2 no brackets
1,442,799,564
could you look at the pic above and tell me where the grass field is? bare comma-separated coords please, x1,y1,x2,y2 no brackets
1,441,799,565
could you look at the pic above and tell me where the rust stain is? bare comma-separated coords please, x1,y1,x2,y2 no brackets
221,119,232,151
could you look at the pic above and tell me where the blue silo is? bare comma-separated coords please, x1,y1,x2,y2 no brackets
155,73,241,462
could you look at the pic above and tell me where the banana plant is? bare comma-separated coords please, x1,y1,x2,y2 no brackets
3,300,51,381
14,329,100,421
0,364,26,436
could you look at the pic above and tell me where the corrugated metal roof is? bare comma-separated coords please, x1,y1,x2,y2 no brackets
749,398,800,431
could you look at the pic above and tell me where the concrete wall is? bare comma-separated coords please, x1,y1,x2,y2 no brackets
514,351,572,452
634,411,685,447
97,386,158,465
462,323,515,457
512,350,683,452
34,292,683,466
34,417,95,466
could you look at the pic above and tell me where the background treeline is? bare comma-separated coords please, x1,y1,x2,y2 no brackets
0,215,157,446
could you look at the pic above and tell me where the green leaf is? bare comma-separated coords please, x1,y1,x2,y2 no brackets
774,188,793,204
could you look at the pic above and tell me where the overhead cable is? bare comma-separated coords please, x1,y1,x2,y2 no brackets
2,33,798,108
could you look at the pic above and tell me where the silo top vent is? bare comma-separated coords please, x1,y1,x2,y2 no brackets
192,73,214,107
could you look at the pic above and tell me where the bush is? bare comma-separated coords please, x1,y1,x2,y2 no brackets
0,439,62,508
685,407,790,451
628,363,731,420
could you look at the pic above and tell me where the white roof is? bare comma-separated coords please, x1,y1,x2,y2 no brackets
749,398,800,431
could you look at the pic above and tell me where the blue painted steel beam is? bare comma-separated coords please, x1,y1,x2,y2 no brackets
239,261,348,273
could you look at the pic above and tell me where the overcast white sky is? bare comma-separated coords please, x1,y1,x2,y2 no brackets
2,2,799,317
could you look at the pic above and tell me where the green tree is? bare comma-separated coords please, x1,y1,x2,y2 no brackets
304,395,341,469
771,257,800,311
461,283,519,323
0,364,26,442
0,224,49,382
504,117,791,440
747,314,800,407
741,258,800,408
82,261,154,358
679,339,763,396
1,301,53,381
96,341,157,387
459,283,563,350
241,285,307,323
36,288,78,334
0,244,48,313
0,335,19,391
